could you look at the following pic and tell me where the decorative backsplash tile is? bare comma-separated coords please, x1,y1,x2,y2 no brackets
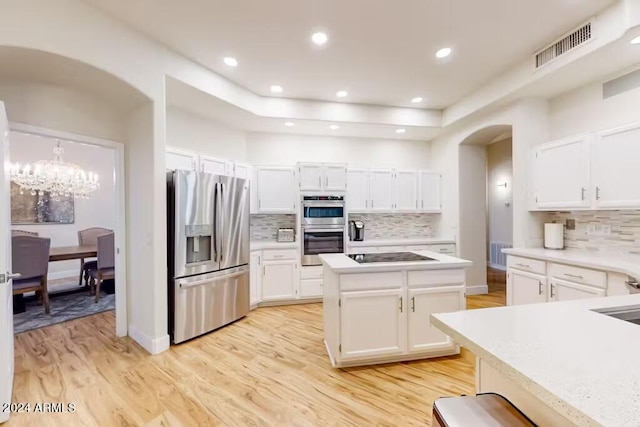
347,213,435,239
250,214,296,241
547,210,640,253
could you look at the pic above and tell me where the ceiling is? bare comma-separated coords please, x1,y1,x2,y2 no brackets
81,0,615,109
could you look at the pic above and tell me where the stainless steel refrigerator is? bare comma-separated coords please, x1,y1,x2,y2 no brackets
167,170,250,344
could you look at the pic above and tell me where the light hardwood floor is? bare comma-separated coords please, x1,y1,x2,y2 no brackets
9,270,506,426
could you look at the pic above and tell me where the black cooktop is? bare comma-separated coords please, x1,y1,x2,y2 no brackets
348,252,436,264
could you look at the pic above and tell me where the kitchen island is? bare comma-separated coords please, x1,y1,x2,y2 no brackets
320,251,472,368
431,294,640,426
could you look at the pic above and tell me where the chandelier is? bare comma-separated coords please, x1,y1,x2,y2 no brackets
10,141,100,199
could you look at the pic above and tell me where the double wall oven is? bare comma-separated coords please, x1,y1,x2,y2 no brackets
301,196,345,266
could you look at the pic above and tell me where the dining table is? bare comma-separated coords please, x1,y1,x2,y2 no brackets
49,244,97,262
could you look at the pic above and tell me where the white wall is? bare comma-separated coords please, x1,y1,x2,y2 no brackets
10,131,116,279
166,107,247,161
246,133,430,169
549,67,640,140
487,138,513,246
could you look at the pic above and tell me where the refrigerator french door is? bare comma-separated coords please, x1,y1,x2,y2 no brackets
167,170,250,344
0,102,15,424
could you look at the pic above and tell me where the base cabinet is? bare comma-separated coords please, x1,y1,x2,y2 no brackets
507,270,547,306
408,286,464,352
549,279,605,302
249,252,262,308
261,260,297,301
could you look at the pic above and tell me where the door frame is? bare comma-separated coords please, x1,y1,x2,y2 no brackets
9,122,128,337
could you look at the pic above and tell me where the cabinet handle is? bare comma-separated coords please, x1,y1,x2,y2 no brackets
416,200,418,209
550,283,555,298
372,200,374,209
516,263,530,268
421,200,424,209
596,186,601,200
581,187,586,201
366,200,368,208
318,176,321,187
411,296,415,313
326,176,328,187
399,296,403,313
564,273,584,280
538,281,543,295
259,199,261,209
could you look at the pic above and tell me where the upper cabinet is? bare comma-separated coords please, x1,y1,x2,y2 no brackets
166,147,198,171
346,169,370,212
233,162,252,180
256,166,296,214
394,171,419,212
298,163,347,193
369,170,395,211
200,155,231,176
593,123,640,209
418,171,442,212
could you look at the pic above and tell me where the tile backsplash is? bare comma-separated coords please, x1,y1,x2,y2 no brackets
347,213,435,240
547,210,640,253
250,214,296,241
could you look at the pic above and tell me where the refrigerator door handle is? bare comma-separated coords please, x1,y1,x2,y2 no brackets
217,182,224,263
213,182,219,262
178,268,248,288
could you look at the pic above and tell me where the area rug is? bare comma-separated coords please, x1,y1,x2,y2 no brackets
13,291,115,334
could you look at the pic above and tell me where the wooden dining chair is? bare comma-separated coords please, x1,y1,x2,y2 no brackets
88,232,115,303
11,235,51,314
11,229,39,237
77,227,112,286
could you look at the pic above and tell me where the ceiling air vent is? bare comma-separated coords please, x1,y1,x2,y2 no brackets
535,22,592,69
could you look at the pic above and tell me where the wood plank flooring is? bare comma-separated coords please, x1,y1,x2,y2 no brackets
8,269,506,426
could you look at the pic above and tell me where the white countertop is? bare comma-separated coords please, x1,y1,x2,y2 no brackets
503,248,640,279
250,240,299,251
347,237,455,247
319,251,471,273
432,295,640,427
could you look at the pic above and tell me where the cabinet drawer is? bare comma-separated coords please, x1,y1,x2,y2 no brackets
426,244,456,254
347,246,378,254
507,256,546,275
549,263,606,289
408,269,465,287
301,266,323,280
340,272,402,291
262,249,298,261
300,279,323,297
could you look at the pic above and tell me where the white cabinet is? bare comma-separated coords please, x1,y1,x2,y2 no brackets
233,162,252,180
369,170,395,211
250,252,262,308
298,163,347,193
533,136,591,209
408,286,464,352
261,259,297,301
200,155,231,176
166,147,197,171
394,171,419,211
419,172,442,212
549,279,605,302
593,123,640,209
346,169,370,212
507,270,547,306
340,288,406,360
256,166,296,213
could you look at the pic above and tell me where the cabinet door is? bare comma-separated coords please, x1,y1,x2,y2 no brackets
408,286,464,353
419,171,442,212
593,124,640,208
369,170,394,212
346,169,370,212
261,260,297,301
394,170,418,211
256,167,296,213
507,269,547,306
340,288,406,360
549,279,605,302
166,148,197,171
250,252,261,307
534,137,590,209
234,162,252,180
200,156,231,176
298,163,324,191
324,164,347,192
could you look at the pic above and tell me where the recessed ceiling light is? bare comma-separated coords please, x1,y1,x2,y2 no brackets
223,57,238,67
270,85,283,93
396,128,406,134
284,122,295,127
435,48,452,58
411,97,423,104
311,32,329,46
336,90,348,98
631,36,640,45
329,125,339,130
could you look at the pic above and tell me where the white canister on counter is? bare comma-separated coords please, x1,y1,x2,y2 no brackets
544,223,564,250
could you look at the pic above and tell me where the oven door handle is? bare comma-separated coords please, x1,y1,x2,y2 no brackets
302,228,345,233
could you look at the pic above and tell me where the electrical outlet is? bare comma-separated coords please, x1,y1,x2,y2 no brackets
601,225,612,236
566,219,576,230
586,224,597,235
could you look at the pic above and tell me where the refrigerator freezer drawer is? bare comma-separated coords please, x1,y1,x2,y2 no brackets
172,267,249,344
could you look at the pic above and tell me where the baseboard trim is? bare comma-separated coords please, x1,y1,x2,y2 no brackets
488,263,507,271
128,325,170,355
466,284,489,295
258,298,322,307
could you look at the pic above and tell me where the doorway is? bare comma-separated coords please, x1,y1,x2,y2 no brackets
8,123,127,337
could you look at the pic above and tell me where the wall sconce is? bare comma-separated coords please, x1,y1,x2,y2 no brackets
497,182,508,189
